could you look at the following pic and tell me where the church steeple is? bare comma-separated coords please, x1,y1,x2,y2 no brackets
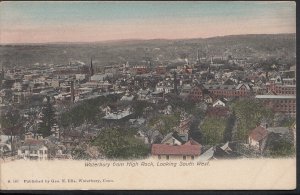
196,49,200,63
90,57,94,77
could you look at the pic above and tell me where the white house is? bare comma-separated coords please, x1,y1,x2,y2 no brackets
17,142,48,160
212,99,226,107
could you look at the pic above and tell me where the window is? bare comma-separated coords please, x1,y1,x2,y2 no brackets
158,155,161,160
22,150,25,154
166,155,169,160
191,156,194,160
34,150,37,154
183,156,186,160
39,150,43,155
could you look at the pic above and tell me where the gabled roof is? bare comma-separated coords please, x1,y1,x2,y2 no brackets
184,138,201,146
198,147,214,161
249,126,268,142
212,99,226,107
151,144,201,156
236,83,250,90
161,131,185,144
220,142,232,152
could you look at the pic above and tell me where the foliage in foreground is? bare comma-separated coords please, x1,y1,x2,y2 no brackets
92,128,149,159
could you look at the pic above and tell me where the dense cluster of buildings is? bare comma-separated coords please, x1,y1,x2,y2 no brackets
0,49,296,161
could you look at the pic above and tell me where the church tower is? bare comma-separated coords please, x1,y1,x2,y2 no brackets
196,49,200,64
90,57,94,77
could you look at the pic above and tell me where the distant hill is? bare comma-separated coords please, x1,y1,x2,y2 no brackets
0,33,296,68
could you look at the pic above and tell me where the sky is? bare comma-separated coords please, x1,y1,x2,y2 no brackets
0,1,296,44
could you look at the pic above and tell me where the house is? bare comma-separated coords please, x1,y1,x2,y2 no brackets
155,81,173,94
203,94,214,104
159,105,172,115
102,107,133,120
188,85,204,102
212,99,226,107
120,91,135,101
17,139,48,160
151,140,201,160
248,126,269,151
198,142,241,162
179,84,192,100
129,118,146,126
161,132,185,146
137,88,151,101
136,127,162,144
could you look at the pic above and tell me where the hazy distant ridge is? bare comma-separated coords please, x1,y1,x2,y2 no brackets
0,33,295,67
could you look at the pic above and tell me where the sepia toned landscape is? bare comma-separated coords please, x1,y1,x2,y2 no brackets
0,1,296,164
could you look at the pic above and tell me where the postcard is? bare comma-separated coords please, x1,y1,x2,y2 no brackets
0,1,296,190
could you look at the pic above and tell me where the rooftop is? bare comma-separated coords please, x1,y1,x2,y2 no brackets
249,126,268,141
151,143,201,156
255,95,296,99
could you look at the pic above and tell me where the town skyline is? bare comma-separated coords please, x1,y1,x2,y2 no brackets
0,1,295,44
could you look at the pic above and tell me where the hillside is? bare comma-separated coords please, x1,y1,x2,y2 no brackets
0,33,296,68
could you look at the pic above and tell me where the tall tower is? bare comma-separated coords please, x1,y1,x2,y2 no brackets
90,57,94,77
196,49,200,63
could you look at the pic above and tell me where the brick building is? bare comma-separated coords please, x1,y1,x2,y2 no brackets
266,83,296,95
188,85,204,102
155,66,167,75
203,83,252,98
131,66,149,75
255,95,296,116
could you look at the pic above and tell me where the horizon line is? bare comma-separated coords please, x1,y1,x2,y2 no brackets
0,33,295,45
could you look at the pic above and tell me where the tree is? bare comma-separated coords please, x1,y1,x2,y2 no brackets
267,139,295,157
232,99,273,142
92,128,149,159
138,124,159,144
189,118,203,143
38,96,56,137
223,112,236,142
59,94,120,128
0,109,23,156
200,117,227,145
148,113,180,136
